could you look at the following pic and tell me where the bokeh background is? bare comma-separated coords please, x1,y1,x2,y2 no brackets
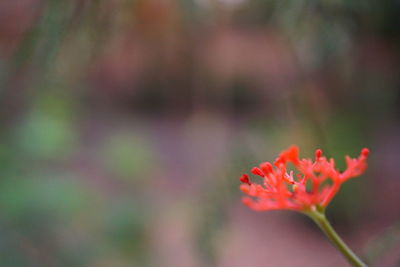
0,0,400,266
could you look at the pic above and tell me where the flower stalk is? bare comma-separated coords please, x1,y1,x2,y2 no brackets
304,207,368,267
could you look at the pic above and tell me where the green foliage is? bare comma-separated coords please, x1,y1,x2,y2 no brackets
16,110,76,159
99,132,155,180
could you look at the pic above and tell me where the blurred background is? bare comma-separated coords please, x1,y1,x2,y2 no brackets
0,0,399,266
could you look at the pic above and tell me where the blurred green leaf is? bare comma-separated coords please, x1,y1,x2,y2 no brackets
99,132,154,180
0,173,90,219
16,110,76,159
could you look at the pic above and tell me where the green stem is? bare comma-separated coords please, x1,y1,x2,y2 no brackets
305,208,368,267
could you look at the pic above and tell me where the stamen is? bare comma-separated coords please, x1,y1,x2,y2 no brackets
251,167,265,177
260,162,273,174
240,174,251,185
361,148,369,157
315,149,322,160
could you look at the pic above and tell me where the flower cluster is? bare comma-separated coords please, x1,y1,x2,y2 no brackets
240,146,369,212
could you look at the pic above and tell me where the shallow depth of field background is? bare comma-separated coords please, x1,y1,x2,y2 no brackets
0,1,399,266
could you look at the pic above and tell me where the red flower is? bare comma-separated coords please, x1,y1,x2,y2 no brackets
240,146,369,212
